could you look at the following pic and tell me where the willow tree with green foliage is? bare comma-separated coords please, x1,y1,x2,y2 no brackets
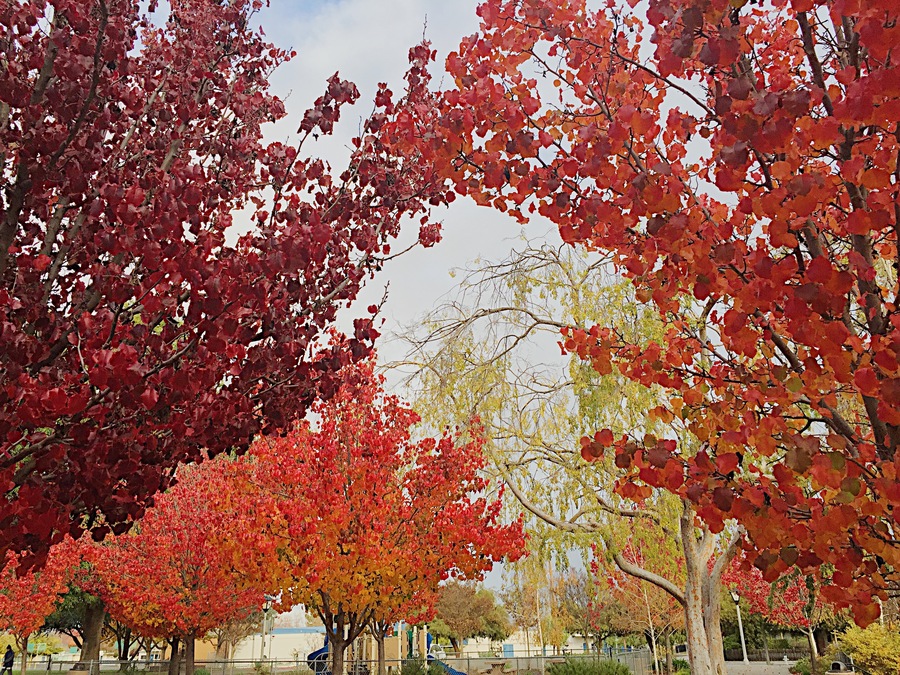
402,243,740,674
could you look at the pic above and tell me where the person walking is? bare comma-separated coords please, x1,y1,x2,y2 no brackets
2,645,15,675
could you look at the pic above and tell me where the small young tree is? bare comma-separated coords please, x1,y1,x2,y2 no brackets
208,612,263,661
435,582,511,655
242,361,524,675
556,570,629,652
0,545,73,674
89,457,275,675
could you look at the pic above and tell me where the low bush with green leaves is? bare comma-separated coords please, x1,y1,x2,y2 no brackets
788,657,830,675
838,623,900,675
400,659,431,675
653,658,689,674
546,657,631,675
194,668,210,675
671,658,690,674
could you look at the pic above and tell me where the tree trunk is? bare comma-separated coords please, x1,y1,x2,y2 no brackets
331,638,348,675
814,627,828,655
80,602,105,666
665,633,673,675
806,626,818,672
117,626,133,663
680,507,714,675
535,588,544,656
701,577,727,675
449,638,460,655
167,637,181,675
184,633,196,675
703,522,739,675
642,587,659,671
682,580,713,675
374,629,386,675
16,634,28,675
762,631,770,664
229,640,241,675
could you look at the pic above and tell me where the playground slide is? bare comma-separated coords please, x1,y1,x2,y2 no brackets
427,656,466,675
308,640,330,674
426,634,466,675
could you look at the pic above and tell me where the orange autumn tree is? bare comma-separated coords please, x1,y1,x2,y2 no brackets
243,361,525,675
394,0,900,633
0,544,73,674
592,528,685,667
89,457,275,675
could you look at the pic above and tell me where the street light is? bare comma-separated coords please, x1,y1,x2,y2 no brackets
730,590,749,664
260,595,277,662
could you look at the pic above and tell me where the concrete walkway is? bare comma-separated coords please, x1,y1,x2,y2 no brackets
726,663,797,675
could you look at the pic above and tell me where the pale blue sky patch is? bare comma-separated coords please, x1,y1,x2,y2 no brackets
243,1,559,374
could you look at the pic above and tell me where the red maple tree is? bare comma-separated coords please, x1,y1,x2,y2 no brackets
392,0,900,626
0,543,75,673
242,360,525,675
0,0,450,564
722,555,839,668
722,558,810,631
88,457,275,675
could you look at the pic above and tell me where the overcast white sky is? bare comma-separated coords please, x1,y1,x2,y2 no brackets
253,0,561,379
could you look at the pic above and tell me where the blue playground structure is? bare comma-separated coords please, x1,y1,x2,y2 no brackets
307,634,330,674
426,634,466,675
306,630,465,675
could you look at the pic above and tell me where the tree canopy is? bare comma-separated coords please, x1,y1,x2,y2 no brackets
393,0,900,627
228,360,524,675
433,581,512,653
0,0,449,565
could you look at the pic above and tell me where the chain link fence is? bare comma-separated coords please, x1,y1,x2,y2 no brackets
25,652,651,675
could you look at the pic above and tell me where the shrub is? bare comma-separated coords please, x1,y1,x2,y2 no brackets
838,624,900,675
722,635,740,651
653,658,689,674
400,659,430,675
788,657,831,675
546,657,631,675
194,669,210,675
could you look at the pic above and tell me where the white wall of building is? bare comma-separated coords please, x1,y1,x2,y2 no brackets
233,627,327,663
445,630,595,658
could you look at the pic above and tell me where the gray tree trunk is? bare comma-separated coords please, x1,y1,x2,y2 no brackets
16,634,28,675
184,633,196,675
331,637,348,675
807,626,818,672
374,628,386,675
80,602,105,666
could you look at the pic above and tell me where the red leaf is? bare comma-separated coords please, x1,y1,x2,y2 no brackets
854,367,879,396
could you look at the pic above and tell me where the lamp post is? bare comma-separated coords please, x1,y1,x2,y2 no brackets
731,590,749,664
259,594,279,662
259,598,270,662
263,594,279,662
